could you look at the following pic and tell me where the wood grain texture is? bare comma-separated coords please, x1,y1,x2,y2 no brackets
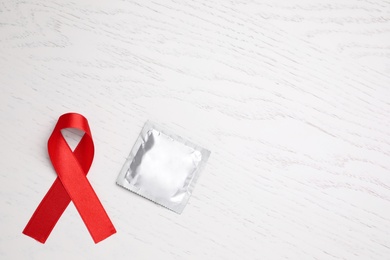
1,0,390,259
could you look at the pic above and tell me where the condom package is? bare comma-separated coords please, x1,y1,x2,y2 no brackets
116,121,210,214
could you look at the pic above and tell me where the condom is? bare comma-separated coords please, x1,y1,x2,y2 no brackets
116,121,210,213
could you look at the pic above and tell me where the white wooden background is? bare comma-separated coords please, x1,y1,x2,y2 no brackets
1,0,390,259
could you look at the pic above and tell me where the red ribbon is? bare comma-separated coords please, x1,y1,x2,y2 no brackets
23,113,116,243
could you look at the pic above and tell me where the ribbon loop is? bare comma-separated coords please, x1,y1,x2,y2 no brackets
23,113,116,243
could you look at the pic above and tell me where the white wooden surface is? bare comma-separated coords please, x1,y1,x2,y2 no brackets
1,0,390,259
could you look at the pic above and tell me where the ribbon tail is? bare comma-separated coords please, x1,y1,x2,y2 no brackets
22,178,72,243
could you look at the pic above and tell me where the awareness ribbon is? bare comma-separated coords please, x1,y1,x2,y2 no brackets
23,113,116,243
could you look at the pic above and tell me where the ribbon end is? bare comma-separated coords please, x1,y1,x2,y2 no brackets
22,230,47,244
92,228,117,244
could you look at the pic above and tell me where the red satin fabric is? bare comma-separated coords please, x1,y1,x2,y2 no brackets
23,113,116,243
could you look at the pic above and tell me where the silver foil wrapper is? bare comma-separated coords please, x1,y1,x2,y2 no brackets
116,121,210,214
